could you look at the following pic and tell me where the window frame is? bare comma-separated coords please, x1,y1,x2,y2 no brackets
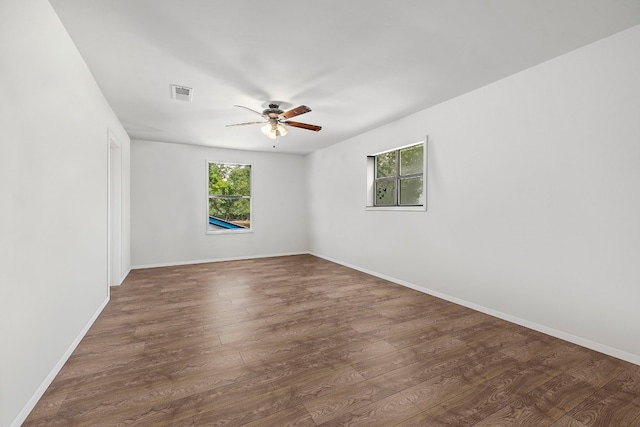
366,138,427,211
206,160,253,235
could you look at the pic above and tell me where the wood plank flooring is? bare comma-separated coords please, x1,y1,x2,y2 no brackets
24,255,640,426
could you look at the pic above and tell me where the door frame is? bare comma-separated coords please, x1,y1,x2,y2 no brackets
107,129,122,288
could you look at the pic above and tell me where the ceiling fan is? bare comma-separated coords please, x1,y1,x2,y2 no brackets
226,103,322,144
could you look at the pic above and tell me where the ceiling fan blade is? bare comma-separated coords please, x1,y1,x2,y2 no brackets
279,105,311,120
283,121,322,132
234,105,265,117
225,121,265,127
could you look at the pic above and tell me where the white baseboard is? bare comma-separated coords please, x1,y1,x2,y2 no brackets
310,252,640,366
131,251,309,270
12,295,110,427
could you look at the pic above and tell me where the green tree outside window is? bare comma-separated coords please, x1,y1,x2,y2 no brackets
208,163,251,229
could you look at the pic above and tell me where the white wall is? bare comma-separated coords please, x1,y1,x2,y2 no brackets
308,25,640,363
0,1,130,425
131,140,308,267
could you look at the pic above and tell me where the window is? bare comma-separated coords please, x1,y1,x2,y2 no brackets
207,162,252,233
367,140,426,210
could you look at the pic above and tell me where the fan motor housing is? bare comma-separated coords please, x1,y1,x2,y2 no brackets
264,104,283,117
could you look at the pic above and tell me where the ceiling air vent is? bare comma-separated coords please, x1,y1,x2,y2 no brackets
171,85,193,102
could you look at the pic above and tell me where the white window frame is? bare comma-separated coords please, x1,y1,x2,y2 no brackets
206,160,253,235
366,137,427,212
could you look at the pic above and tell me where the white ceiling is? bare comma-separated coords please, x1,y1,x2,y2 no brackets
50,0,640,154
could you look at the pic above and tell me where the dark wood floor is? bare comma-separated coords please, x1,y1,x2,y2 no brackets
24,255,640,426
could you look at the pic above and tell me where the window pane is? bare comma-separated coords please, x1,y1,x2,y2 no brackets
375,179,396,206
399,176,423,205
209,198,250,229
209,163,251,197
375,151,396,178
400,144,423,176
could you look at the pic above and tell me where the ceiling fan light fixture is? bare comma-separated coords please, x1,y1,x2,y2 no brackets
276,123,288,137
261,123,276,139
261,123,288,139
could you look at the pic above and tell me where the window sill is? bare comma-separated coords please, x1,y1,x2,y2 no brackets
206,228,254,235
365,206,426,212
